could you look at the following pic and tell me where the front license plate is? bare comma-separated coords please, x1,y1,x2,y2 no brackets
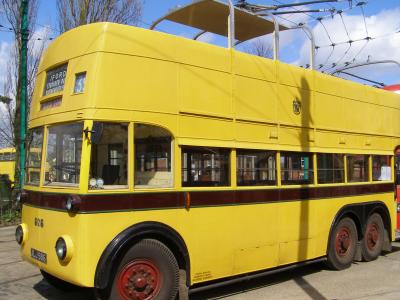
31,248,47,264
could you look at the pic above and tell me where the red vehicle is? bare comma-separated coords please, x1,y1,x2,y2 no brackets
387,85,400,237
384,84,400,94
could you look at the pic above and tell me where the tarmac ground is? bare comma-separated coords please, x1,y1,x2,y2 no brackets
1,225,400,300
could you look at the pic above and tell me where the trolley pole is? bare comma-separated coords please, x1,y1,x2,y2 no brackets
19,0,29,189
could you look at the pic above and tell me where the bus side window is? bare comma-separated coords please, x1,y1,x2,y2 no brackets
347,154,369,182
281,152,314,185
181,147,230,187
134,124,173,188
237,150,276,186
89,122,128,189
372,155,391,181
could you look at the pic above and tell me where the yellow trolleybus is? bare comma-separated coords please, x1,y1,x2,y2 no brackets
16,1,400,299
0,147,15,181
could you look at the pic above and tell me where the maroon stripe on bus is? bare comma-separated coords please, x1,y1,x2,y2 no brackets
22,183,394,213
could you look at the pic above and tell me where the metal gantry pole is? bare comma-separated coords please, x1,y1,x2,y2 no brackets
227,0,235,49
19,0,29,189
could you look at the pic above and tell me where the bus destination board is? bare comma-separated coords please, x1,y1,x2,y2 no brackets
43,64,67,96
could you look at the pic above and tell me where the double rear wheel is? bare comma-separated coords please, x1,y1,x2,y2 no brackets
327,217,357,270
361,213,384,262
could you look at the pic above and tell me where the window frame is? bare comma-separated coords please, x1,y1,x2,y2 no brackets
236,149,277,186
280,151,315,186
181,146,230,187
317,153,345,184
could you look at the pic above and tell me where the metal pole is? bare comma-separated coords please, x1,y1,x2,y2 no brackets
227,0,235,49
19,0,28,189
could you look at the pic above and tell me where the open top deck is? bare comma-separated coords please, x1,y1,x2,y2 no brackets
151,0,288,43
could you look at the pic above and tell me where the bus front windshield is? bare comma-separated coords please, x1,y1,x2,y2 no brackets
44,123,83,186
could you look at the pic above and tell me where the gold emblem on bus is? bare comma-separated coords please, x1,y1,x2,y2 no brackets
293,99,302,115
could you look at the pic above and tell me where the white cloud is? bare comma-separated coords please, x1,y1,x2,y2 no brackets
197,32,216,43
295,8,400,83
0,41,11,95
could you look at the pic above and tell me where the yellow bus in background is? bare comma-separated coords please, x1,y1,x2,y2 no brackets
16,1,400,299
0,147,15,182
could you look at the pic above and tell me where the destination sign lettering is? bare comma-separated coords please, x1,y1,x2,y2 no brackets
43,64,67,96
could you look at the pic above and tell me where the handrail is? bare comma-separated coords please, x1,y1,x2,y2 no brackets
227,0,235,49
286,25,315,70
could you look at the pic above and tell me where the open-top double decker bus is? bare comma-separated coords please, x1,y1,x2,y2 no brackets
16,1,400,299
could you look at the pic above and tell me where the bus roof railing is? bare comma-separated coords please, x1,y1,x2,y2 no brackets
150,0,318,69
150,0,288,47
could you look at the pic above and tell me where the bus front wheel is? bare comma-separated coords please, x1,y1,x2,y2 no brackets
361,213,384,261
327,217,357,270
110,239,179,300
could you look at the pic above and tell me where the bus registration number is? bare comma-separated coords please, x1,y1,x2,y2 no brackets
31,248,47,264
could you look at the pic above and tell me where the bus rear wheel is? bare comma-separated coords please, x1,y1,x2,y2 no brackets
361,213,384,262
326,217,357,270
110,239,179,300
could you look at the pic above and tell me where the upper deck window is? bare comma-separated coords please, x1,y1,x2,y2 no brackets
44,123,83,186
74,72,86,94
135,124,173,188
281,152,314,185
182,147,230,187
347,154,369,182
25,128,44,185
89,122,128,189
43,64,67,96
237,150,276,186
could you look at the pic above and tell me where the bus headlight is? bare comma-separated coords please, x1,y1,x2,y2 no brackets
15,224,28,245
55,237,67,260
397,203,400,213
55,235,74,263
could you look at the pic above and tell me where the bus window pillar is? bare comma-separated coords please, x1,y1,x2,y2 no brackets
80,120,93,193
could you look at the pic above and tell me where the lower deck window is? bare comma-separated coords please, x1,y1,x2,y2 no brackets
45,123,83,186
347,155,369,182
317,153,344,184
90,122,128,189
135,124,173,188
281,152,314,185
25,127,43,185
182,147,230,187
237,150,276,186
372,155,391,181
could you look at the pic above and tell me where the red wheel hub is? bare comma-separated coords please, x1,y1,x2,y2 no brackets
335,227,351,257
117,260,162,300
366,223,379,251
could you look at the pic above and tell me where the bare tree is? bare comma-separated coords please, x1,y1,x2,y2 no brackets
0,0,47,184
245,38,273,59
57,0,143,33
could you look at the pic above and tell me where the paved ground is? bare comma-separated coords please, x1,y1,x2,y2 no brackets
1,225,400,300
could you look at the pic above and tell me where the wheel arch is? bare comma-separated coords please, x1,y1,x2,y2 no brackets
326,201,392,255
94,221,191,289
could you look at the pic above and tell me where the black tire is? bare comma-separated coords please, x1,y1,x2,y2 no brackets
326,217,357,270
361,213,384,262
40,270,79,291
109,239,179,300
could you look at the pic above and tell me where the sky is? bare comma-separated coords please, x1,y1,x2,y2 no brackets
0,0,400,96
